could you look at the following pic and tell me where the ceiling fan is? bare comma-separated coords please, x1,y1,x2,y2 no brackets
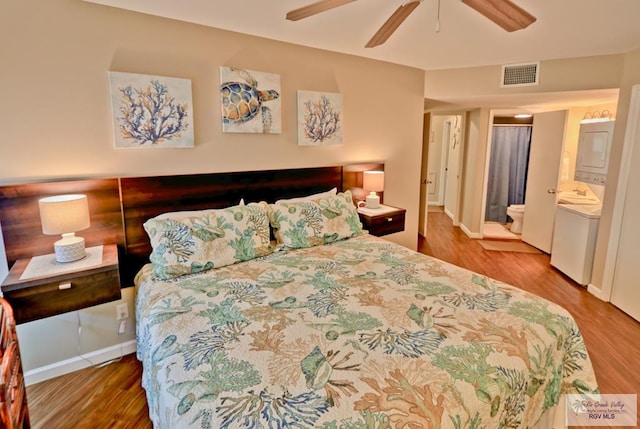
286,0,536,48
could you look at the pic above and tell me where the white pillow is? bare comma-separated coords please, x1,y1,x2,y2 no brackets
275,188,337,204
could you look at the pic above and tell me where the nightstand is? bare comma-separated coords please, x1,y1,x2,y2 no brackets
358,204,406,237
1,244,121,324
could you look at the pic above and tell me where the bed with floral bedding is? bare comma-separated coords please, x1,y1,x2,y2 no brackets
135,191,598,429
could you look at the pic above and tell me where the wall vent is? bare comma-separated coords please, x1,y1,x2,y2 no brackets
501,62,539,87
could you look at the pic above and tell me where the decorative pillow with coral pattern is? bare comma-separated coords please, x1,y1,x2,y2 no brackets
143,202,272,279
268,190,363,249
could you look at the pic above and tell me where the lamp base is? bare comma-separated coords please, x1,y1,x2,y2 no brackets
54,233,86,263
365,192,380,209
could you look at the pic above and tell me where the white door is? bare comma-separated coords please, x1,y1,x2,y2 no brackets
444,117,462,223
418,113,431,236
521,110,568,253
610,85,640,322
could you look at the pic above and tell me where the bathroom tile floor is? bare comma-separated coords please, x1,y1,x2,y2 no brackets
483,221,520,240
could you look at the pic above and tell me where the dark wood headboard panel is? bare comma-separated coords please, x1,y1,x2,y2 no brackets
1,166,349,286
0,179,123,266
119,166,343,283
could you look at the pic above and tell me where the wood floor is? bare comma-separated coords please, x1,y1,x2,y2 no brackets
25,211,640,428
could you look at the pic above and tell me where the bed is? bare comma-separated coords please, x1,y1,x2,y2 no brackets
134,189,598,429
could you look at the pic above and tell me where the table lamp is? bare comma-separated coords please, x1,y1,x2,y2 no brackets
39,194,91,263
363,170,384,209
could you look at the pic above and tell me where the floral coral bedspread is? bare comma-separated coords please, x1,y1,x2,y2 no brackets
135,234,598,429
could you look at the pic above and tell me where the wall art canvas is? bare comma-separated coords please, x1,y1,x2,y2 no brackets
220,66,281,134
108,71,194,148
297,90,343,146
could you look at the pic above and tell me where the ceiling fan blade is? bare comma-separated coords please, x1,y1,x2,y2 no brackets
365,0,421,48
286,0,357,21
462,0,536,32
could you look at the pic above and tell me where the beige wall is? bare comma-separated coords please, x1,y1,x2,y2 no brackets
425,55,624,104
1,0,425,377
0,0,424,249
460,108,490,236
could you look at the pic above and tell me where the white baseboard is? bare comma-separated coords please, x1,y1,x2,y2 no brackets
460,223,482,239
587,284,607,302
24,340,137,386
444,208,460,226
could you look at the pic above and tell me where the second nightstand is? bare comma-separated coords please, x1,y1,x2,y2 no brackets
358,204,406,237
1,244,121,324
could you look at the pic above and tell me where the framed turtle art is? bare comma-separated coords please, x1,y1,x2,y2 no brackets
108,71,194,148
220,67,281,134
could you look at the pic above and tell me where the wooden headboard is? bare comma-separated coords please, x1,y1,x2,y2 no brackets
0,166,345,286
118,166,343,282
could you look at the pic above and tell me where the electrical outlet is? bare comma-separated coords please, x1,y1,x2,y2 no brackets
118,319,127,334
116,303,128,320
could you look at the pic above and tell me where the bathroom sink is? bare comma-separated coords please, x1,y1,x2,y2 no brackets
557,192,600,205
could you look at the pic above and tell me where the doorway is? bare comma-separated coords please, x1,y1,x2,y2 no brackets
420,114,464,237
480,110,569,253
484,116,533,239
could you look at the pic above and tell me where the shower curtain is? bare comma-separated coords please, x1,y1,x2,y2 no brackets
485,126,532,223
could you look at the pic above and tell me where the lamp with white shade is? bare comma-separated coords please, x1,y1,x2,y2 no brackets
39,194,91,263
363,170,384,209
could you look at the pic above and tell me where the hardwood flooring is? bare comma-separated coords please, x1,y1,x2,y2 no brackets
25,211,640,428
26,353,152,429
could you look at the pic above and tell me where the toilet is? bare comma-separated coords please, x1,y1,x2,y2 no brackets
506,204,525,234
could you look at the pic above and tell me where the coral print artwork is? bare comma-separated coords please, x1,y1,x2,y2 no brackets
297,90,343,146
108,71,194,148
220,67,281,134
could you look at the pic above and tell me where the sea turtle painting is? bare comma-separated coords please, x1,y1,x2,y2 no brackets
220,67,281,134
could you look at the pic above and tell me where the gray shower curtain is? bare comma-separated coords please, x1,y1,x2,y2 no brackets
485,126,532,223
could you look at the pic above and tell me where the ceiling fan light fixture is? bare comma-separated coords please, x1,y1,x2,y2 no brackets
461,0,536,32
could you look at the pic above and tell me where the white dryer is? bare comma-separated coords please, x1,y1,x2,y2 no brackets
550,204,601,285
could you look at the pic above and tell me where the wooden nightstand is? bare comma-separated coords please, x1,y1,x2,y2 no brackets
1,244,121,324
358,205,406,237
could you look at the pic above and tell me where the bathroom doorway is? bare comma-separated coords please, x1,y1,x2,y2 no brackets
484,115,533,239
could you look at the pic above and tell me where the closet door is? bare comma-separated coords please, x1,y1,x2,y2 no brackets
610,86,640,322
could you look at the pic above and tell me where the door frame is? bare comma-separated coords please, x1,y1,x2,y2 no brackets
479,111,498,238
437,119,452,206
418,112,431,237
479,109,559,242
442,114,465,226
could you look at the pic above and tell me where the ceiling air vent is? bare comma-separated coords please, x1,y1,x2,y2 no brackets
501,62,539,87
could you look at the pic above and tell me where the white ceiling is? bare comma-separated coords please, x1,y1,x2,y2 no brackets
86,0,640,109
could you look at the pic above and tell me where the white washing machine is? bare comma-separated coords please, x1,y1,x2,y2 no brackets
550,204,601,285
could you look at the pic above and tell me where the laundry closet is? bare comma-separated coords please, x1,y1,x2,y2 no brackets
551,116,615,285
